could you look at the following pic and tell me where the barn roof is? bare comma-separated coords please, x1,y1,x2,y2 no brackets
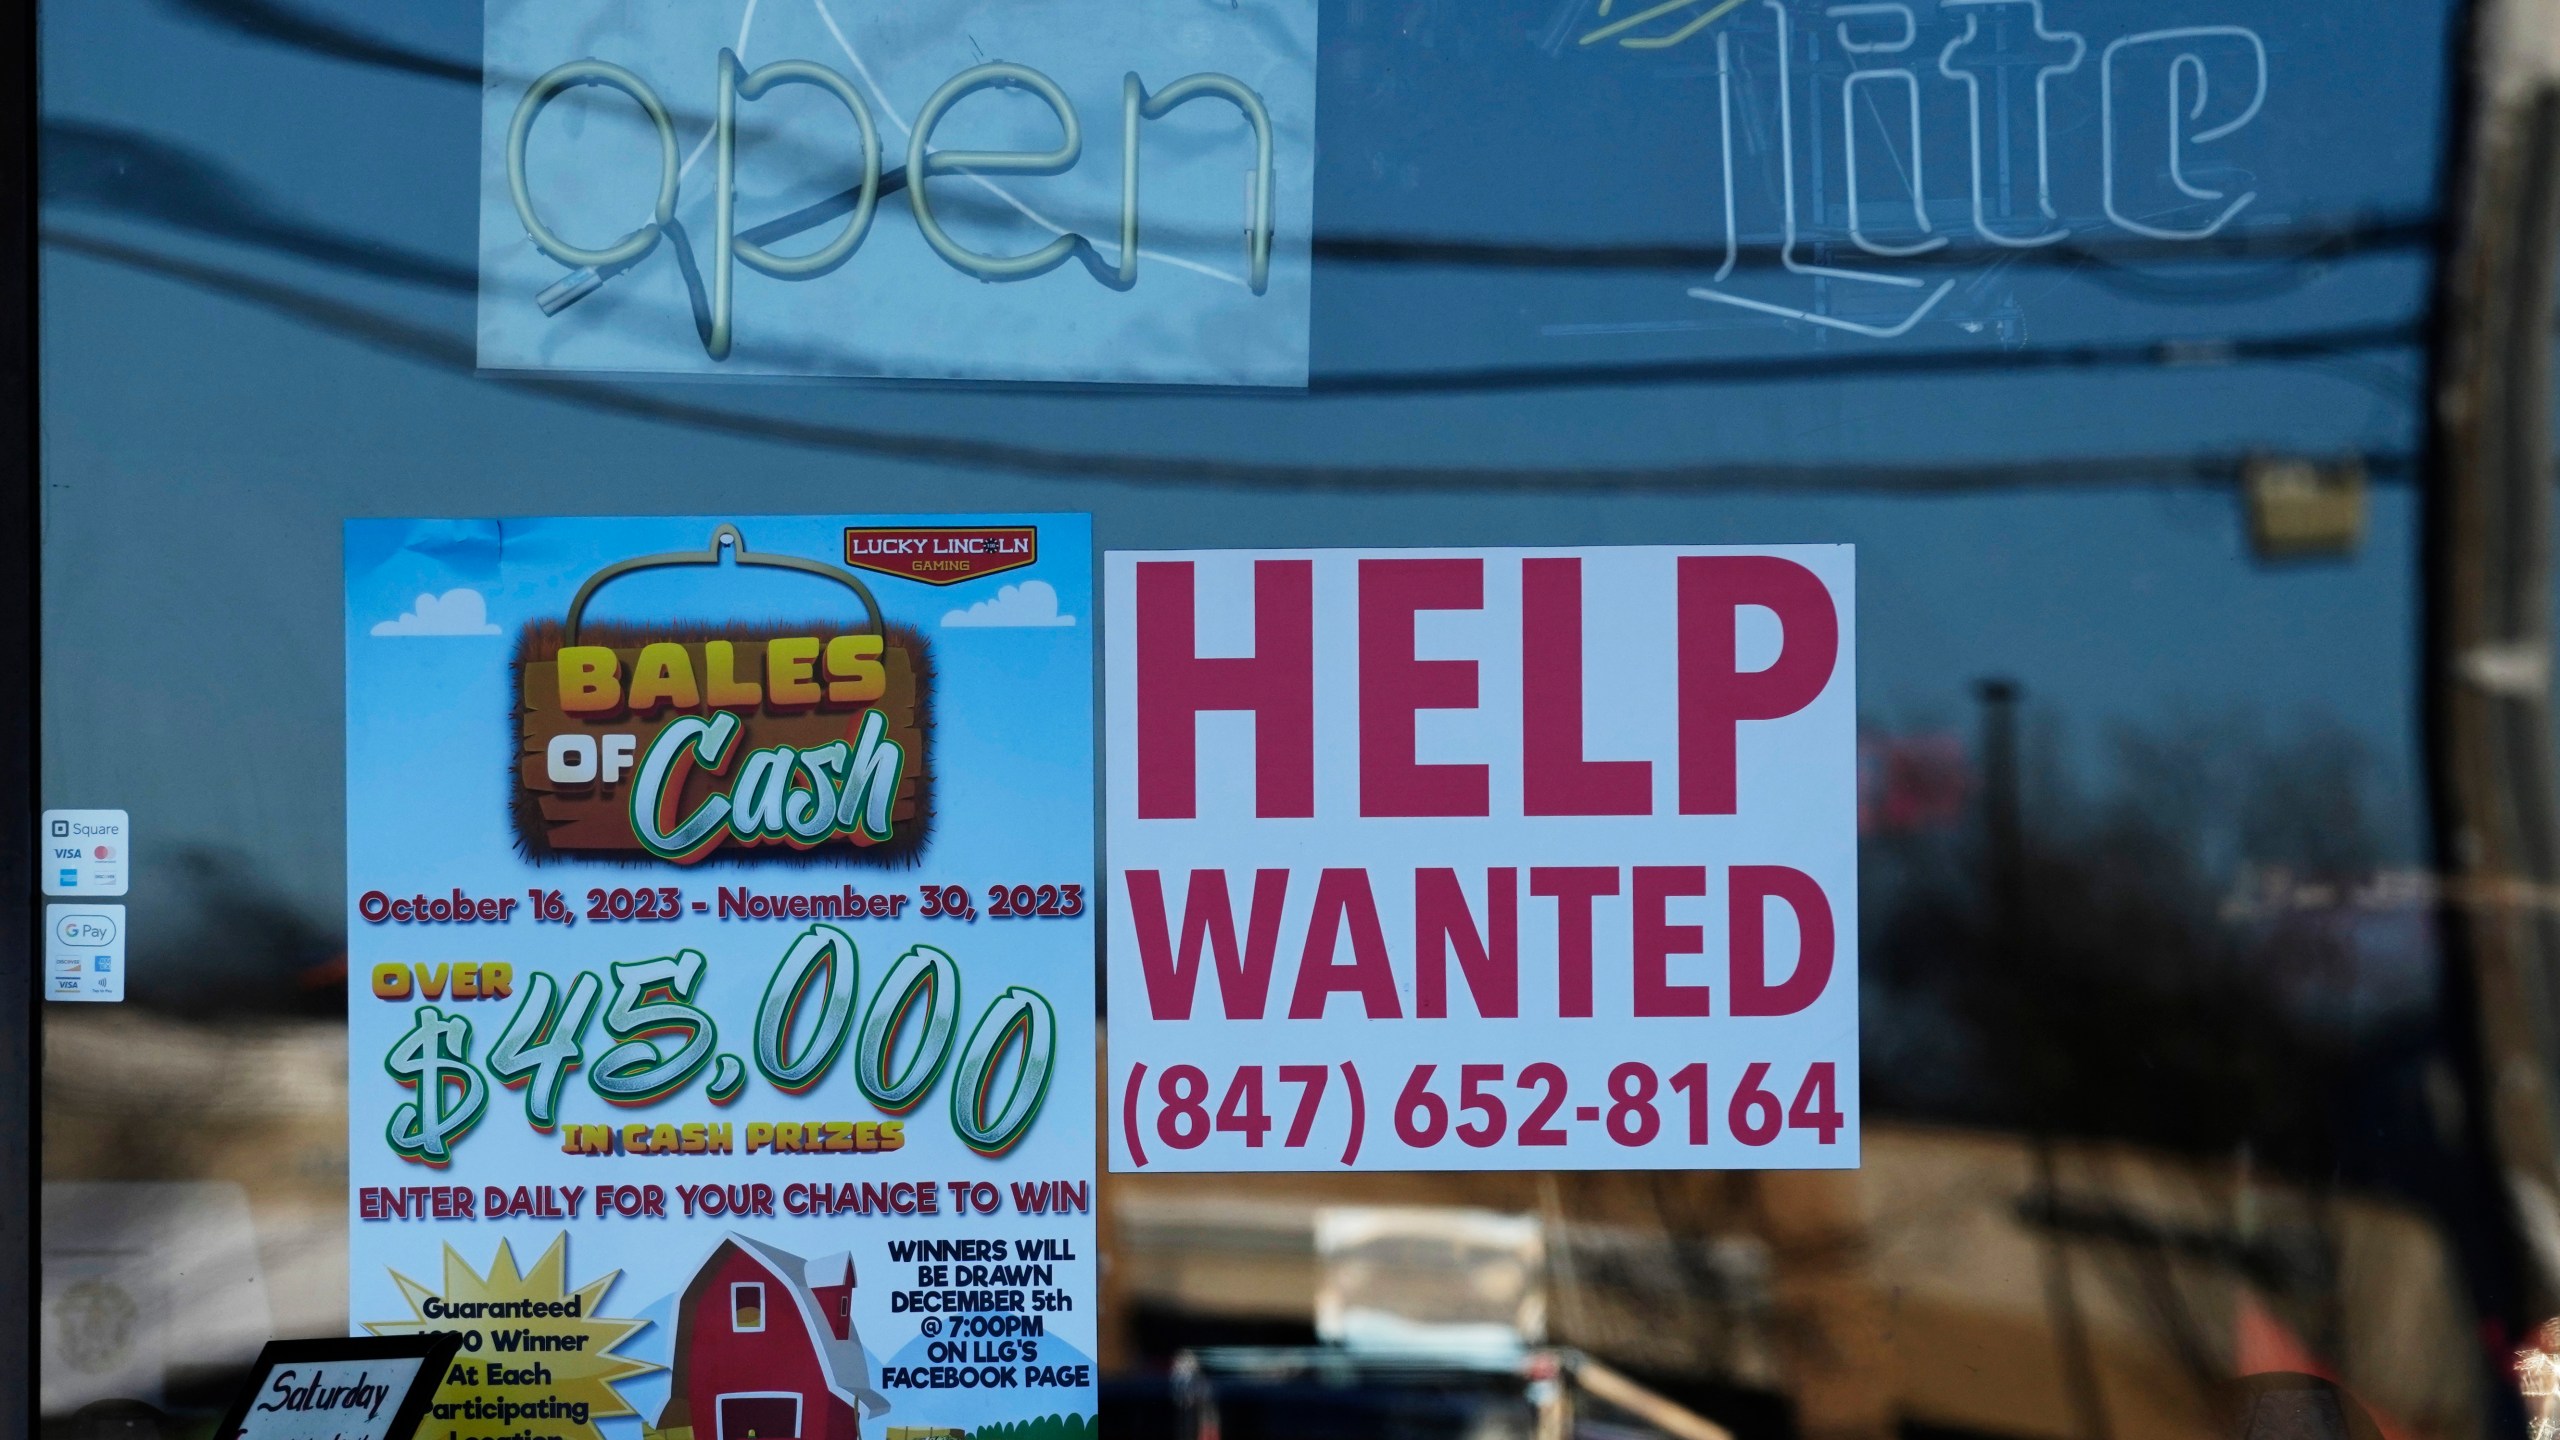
693,1233,890,1420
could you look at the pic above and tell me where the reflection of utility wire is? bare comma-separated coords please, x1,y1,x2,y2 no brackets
44,119,472,291
40,118,2426,394
1312,321,2417,396
46,116,908,306
39,132,2425,399
55,92,2427,303
45,225,2414,494
161,0,476,83
1314,215,2435,274
144,0,2432,292
40,122,2425,396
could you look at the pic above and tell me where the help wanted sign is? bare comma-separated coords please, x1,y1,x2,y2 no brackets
1104,547,1856,1172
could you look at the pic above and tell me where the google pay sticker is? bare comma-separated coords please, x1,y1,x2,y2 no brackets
478,0,1315,385
47,904,125,1003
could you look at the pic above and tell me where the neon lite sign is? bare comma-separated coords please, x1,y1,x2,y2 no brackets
505,52,1278,360
1608,0,2271,338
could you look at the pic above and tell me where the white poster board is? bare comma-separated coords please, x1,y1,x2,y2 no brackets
1104,547,1858,1172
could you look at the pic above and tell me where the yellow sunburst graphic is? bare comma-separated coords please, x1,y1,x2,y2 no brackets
367,1235,659,1440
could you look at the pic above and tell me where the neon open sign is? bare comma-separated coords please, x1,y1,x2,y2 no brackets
504,52,1278,361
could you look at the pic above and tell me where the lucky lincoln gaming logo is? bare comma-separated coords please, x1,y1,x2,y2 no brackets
512,526,933,865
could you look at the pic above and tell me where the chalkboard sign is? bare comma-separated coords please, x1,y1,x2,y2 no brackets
213,1335,462,1440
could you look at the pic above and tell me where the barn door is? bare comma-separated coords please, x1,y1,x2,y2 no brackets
716,1394,802,1440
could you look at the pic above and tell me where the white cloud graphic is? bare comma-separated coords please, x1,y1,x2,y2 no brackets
941,580,1077,629
372,588,501,637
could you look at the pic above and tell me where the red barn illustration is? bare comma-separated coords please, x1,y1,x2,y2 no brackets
651,1235,892,1440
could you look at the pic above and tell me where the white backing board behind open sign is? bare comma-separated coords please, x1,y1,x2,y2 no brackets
479,0,1316,385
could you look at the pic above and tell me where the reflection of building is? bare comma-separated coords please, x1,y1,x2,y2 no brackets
1102,1126,2481,1440
39,1010,2487,1439
651,1236,889,1440
2523,1318,2560,1396
2520,1316,2560,1440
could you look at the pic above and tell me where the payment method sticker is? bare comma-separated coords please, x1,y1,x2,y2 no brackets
41,808,128,896
47,903,125,1003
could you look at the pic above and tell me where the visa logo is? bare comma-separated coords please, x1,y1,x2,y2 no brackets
52,848,80,861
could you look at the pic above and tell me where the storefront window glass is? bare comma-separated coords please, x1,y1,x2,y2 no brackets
32,1,2542,1437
